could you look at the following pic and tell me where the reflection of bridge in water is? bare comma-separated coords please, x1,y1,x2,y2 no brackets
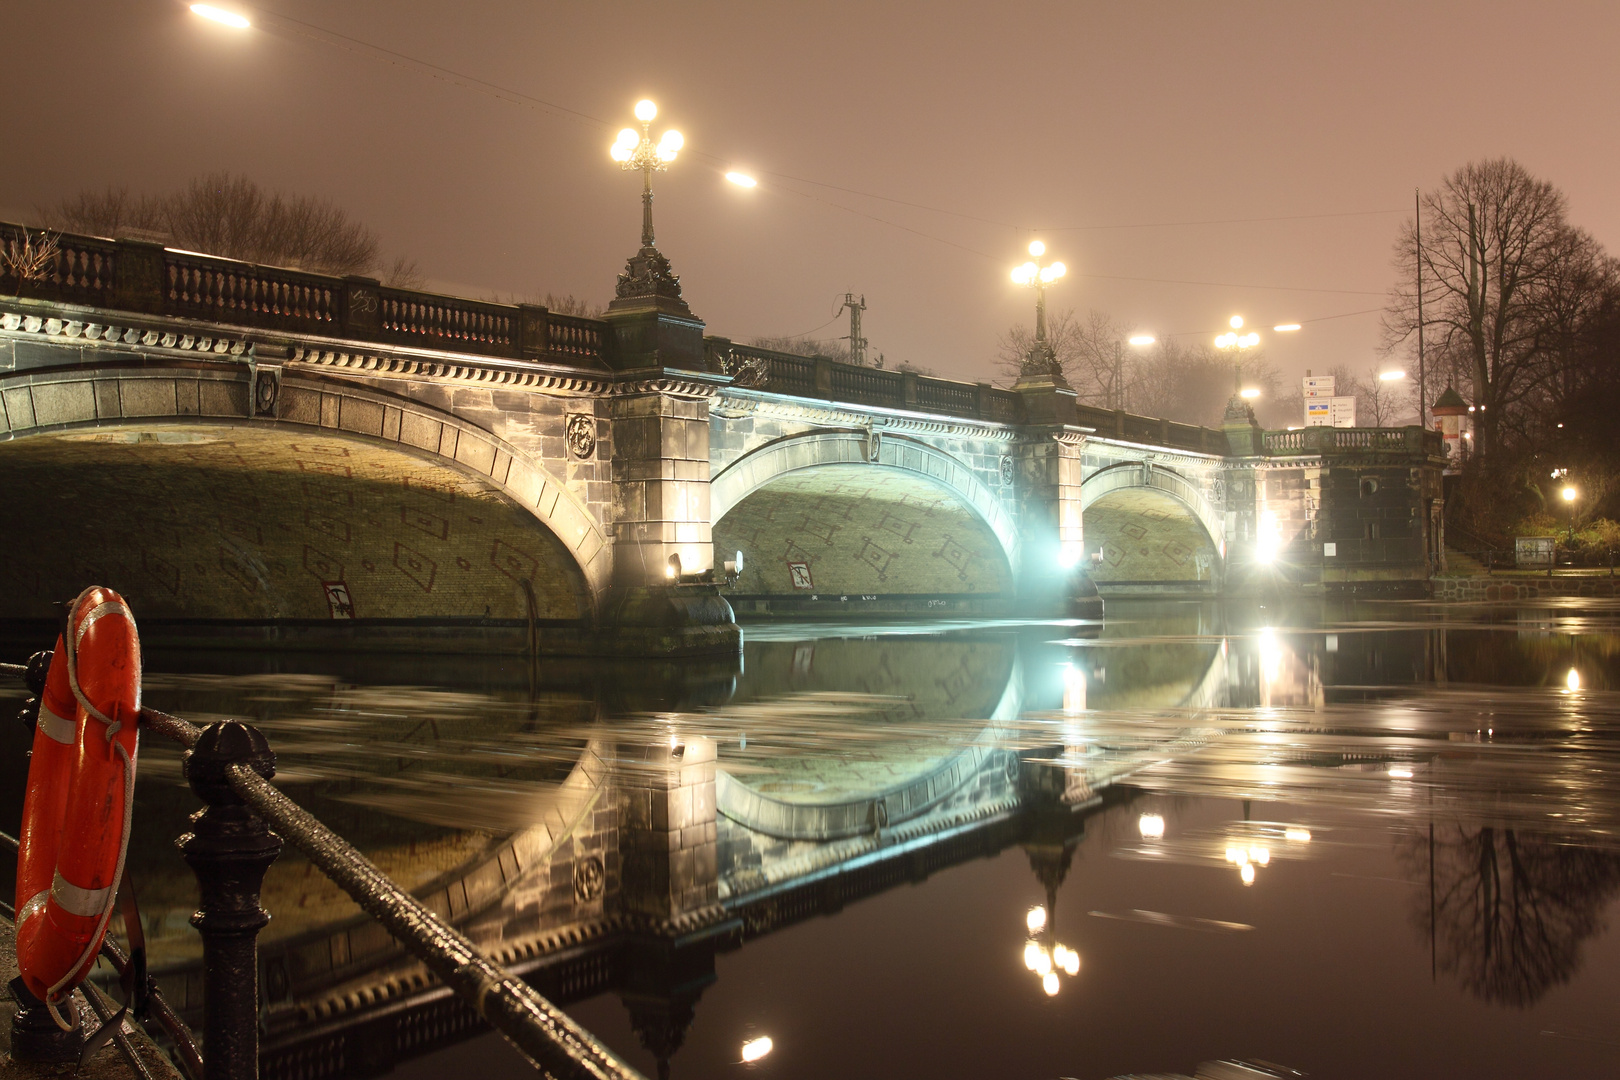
75,605,1620,1077
106,610,1250,1078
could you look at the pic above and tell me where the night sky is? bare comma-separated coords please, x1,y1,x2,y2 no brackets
6,1,1617,389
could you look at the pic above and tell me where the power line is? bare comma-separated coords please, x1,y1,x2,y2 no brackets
235,3,1400,302
1038,209,1407,232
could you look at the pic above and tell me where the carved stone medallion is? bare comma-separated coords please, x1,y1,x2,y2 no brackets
566,414,596,459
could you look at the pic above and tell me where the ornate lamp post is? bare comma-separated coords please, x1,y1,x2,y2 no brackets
1011,241,1067,380
609,100,689,306
611,99,683,250
1214,315,1262,400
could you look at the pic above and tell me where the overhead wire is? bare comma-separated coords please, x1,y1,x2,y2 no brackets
229,2,1401,304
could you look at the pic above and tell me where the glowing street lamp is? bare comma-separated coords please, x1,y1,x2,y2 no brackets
190,4,251,28
1379,370,1407,382
1020,904,1080,996
1011,240,1067,379
1215,315,1261,401
1563,483,1578,543
610,99,684,251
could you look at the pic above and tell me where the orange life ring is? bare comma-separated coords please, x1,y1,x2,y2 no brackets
14,587,141,1022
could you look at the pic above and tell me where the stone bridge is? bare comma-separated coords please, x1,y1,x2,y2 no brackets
0,223,1444,655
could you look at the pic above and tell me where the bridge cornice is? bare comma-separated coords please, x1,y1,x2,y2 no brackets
714,388,1024,442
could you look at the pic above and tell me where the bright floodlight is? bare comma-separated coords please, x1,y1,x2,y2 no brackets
634,99,657,122
1379,370,1406,381
725,171,757,188
1241,388,1260,399
657,130,683,162
1128,334,1156,346
1026,905,1047,932
741,1036,774,1063
1042,971,1060,996
1240,332,1259,348
616,128,640,149
1273,323,1301,332
1229,315,1244,329
1028,240,1046,257
1012,262,1038,286
1562,485,1577,502
190,4,251,27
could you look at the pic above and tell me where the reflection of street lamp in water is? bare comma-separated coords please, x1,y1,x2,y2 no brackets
1022,904,1080,996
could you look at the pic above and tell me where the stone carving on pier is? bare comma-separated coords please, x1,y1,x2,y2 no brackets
616,245,685,304
566,413,597,459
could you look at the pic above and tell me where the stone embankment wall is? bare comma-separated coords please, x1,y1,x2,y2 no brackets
1432,576,1620,601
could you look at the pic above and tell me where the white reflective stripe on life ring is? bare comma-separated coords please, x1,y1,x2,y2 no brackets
51,870,113,919
37,704,76,745
74,601,133,649
18,889,50,926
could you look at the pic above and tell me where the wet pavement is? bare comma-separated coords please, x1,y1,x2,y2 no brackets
3,597,1618,1079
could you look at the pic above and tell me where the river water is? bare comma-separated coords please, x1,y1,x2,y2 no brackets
4,597,1619,1080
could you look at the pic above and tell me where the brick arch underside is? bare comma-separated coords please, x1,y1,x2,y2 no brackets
710,433,1016,597
0,372,597,622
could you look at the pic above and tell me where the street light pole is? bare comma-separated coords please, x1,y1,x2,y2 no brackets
1011,241,1067,380
610,100,684,253
1215,316,1261,401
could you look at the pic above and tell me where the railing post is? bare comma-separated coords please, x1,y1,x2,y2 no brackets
180,722,282,1080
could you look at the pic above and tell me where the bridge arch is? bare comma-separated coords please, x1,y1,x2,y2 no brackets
1080,461,1224,591
0,364,609,620
1079,461,1223,551
711,430,1019,571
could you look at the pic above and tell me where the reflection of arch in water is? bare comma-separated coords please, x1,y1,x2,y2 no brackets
169,736,615,1016
716,657,1024,840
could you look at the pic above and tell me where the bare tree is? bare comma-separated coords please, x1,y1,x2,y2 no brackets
997,308,1134,406
46,172,384,278
1398,825,1620,1007
1383,158,1605,460
749,334,850,363
1128,337,1279,428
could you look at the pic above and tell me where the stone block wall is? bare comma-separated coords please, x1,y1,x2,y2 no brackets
609,392,713,583
619,737,719,919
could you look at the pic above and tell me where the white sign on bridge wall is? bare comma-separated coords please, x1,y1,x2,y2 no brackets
1330,396,1357,427
1303,375,1338,427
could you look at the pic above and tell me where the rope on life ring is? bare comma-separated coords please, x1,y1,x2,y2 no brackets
13,586,141,1030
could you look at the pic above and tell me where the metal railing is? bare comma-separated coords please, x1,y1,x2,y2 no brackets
2,659,645,1080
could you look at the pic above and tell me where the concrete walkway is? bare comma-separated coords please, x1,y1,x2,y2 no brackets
0,917,182,1080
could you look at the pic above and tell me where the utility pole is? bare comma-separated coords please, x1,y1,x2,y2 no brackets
1113,341,1123,411
1416,188,1426,428
841,293,867,367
